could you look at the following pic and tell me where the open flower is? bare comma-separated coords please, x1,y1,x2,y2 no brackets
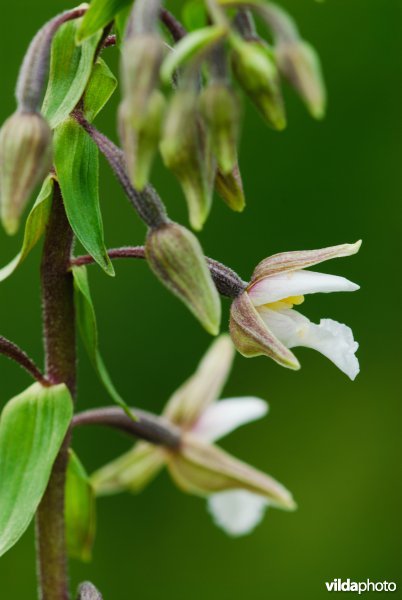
230,241,361,380
92,336,295,536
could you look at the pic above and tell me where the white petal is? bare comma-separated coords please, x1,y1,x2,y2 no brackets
191,397,268,442
249,270,359,306
208,490,269,536
258,308,360,380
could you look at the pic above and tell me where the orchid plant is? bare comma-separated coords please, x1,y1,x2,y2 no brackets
0,0,360,598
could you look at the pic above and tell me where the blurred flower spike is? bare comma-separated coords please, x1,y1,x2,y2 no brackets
230,241,361,380
92,335,295,536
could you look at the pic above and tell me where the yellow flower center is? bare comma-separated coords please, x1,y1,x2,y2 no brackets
265,295,305,311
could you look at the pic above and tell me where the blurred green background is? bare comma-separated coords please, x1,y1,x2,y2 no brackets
1,0,401,598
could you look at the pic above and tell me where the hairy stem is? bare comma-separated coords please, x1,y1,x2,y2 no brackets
0,335,48,384
70,247,247,298
36,183,76,600
73,407,181,449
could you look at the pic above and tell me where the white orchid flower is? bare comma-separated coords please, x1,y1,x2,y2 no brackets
230,241,361,380
92,336,295,536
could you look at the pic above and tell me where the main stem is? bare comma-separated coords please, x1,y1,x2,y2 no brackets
36,184,76,600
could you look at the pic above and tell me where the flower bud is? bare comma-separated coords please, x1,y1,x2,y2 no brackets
160,89,212,230
167,434,296,510
0,111,52,235
146,222,221,335
276,40,326,120
215,162,245,212
229,291,300,369
118,90,166,190
199,83,241,174
121,34,165,130
231,38,286,130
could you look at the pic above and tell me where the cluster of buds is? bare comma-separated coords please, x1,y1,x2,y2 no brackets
118,0,327,231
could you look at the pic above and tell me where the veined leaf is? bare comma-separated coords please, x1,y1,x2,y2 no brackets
42,18,102,129
0,176,54,283
0,383,73,557
77,0,133,43
72,266,134,418
54,118,114,276
66,450,96,562
160,25,228,84
83,59,117,122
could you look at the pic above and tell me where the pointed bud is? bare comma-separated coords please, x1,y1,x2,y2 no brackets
160,89,212,230
146,222,221,335
231,38,286,130
119,91,166,190
199,83,241,174
121,34,164,130
276,40,326,119
0,111,52,235
76,581,103,600
167,434,296,510
215,162,245,212
230,291,300,369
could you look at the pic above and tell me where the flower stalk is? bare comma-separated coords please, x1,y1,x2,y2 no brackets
36,183,76,600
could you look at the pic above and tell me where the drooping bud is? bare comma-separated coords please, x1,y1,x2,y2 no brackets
160,89,212,230
120,33,165,130
167,434,296,510
118,90,166,190
215,162,245,212
276,40,326,120
231,37,286,130
146,222,221,335
229,291,300,369
199,82,241,174
0,111,52,235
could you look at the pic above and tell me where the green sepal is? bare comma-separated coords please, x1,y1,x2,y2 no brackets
72,266,135,419
77,0,133,43
54,118,114,277
42,18,102,129
66,450,97,563
0,175,54,283
0,383,73,557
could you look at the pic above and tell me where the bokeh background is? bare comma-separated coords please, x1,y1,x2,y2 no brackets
1,0,401,598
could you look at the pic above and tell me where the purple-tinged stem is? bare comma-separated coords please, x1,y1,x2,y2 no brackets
0,336,48,385
73,407,181,449
36,183,76,600
71,246,247,298
160,8,187,42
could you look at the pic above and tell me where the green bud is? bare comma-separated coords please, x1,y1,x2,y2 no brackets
121,34,164,130
119,91,166,190
215,162,245,212
231,37,286,130
276,40,326,120
199,83,241,174
160,90,212,231
0,111,52,235
146,222,221,335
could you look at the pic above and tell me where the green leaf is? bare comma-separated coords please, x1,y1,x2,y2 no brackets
182,0,208,32
83,59,117,122
0,175,54,283
160,25,228,84
42,18,102,129
54,118,114,276
77,0,133,42
72,266,134,418
115,5,132,42
66,450,96,562
0,383,73,557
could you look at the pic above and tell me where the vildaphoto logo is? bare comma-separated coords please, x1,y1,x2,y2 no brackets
325,579,397,594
